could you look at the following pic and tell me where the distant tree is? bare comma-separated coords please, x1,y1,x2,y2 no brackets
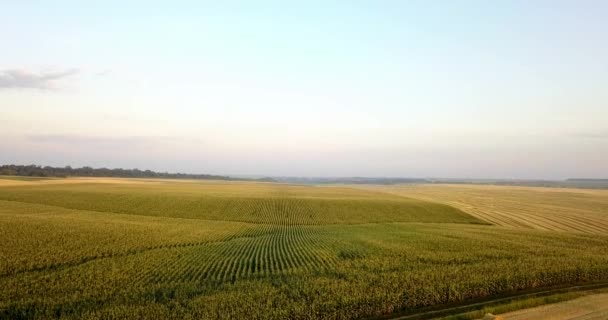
0,164,267,182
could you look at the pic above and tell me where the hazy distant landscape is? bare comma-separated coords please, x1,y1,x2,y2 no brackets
3,164,608,189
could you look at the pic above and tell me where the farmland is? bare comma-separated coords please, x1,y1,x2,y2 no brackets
1,179,608,319
364,184,608,234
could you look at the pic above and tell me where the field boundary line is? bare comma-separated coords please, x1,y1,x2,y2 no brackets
377,281,608,320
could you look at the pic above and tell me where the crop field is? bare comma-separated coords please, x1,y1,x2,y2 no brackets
365,184,608,234
1,179,608,319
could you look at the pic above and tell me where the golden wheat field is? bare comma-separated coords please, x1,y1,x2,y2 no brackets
1,178,608,319
363,184,608,234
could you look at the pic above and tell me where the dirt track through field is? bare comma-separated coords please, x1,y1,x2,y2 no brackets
499,293,608,319
385,282,608,320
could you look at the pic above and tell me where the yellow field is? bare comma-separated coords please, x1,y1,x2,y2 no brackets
364,184,608,234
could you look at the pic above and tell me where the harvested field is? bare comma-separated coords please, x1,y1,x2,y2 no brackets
365,184,608,234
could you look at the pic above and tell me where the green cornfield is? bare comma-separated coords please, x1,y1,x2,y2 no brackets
1,178,608,319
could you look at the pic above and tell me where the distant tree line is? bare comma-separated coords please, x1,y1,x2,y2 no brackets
0,164,273,181
274,177,431,185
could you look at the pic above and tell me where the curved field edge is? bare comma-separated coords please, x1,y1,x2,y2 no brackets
0,198,473,278
2,216,608,319
491,290,608,320
359,184,608,234
379,282,608,320
0,182,485,225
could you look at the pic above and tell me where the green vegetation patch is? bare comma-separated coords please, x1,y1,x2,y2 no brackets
2,180,608,319
0,182,483,225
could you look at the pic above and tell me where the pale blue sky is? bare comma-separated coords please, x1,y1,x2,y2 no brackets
1,1,607,178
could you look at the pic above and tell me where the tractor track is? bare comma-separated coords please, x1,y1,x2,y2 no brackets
380,281,608,320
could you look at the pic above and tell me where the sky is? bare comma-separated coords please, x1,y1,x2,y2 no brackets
1,1,607,179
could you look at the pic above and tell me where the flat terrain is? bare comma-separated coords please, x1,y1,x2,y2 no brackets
364,184,608,234
499,292,608,319
1,178,608,319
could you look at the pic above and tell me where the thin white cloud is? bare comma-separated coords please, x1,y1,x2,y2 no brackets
0,68,79,89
